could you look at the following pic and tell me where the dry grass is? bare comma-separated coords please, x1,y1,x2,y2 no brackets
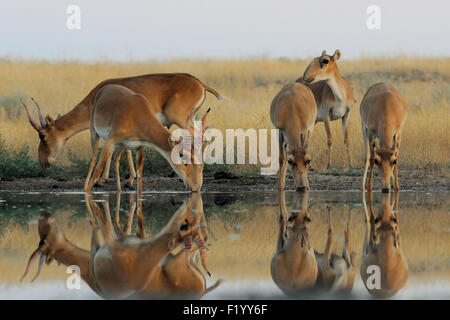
0,57,448,171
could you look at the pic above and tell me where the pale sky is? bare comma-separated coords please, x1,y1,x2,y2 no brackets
0,0,448,61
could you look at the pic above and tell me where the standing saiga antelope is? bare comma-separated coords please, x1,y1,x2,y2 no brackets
22,73,223,189
271,191,318,296
21,193,222,299
361,191,408,298
84,84,211,193
360,83,408,192
301,50,355,169
270,82,317,191
314,205,356,295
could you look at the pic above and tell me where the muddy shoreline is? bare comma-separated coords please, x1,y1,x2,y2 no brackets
0,168,448,192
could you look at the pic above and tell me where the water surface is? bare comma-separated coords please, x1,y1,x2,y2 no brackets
0,191,448,299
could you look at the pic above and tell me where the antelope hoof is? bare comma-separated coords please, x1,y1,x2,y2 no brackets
94,181,104,188
296,186,307,192
381,188,390,193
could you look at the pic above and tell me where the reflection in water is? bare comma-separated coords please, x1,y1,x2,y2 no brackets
271,191,317,296
361,192,408,298
0,191,447,299
271,191,357,297
20,192,221,299
314,205,356,294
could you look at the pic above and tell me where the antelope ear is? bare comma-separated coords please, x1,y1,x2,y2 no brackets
321,50,328,56
45,115,55,127
332,50,341,61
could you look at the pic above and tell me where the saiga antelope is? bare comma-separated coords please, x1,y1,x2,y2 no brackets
21,193,222,299
301,50,355,169
270,82,317,191
360,83,408,192
360,191,408,298
271,191,318,296
22,73,223,189
314,206,356,295
84,84,211,193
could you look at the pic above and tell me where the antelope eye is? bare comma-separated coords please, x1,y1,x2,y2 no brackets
374,218,379,224
392,217,398,224
39,133,45,140
305,159,311,165
374,158,379,165
305,216,312,223
288,216,294,222
321,59,329,65
287,159,293,165
392,159,397,165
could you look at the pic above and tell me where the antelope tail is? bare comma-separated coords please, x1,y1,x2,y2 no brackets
203,279,224,296
203,84,227,101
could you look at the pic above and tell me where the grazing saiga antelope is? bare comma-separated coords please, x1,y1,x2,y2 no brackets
84,84,211,193
270,82,317,191
21,193,222,299
300,50,355,169
314,206,356,295
271,191,318,296
360,83,408,192
360,191,408,298
22,73,223,189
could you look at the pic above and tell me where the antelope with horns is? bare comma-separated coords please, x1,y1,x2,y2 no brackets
84,84,211,193
271,191,318,296
270,82,317,191
300,50,355,169
314,206,356,295
360,83,408,192
22,73,223,189
21,193,222,299
361,191,408,298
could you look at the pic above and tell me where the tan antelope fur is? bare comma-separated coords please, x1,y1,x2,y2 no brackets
300,50,355,169
271,191,318,296
314,206,356,294
360,192,408,298
22,73,223,189
83,84,211,193
21,193,222,299
270,82,317,191
360,83,408,192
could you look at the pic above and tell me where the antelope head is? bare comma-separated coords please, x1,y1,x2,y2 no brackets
285,133,312,191
285,208,312,250
371,193,401,254
371,137,398,192
302,50,341,84
169,108,212,192
20,211,64,282
168,194,211,276
22,98,63,169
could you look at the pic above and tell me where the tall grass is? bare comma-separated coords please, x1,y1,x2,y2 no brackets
0,57,448,174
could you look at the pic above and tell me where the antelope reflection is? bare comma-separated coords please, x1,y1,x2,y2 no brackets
21,192,221,299
361,192,408,298
271,191,356,297
314,205,356,294
271,191,317,296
